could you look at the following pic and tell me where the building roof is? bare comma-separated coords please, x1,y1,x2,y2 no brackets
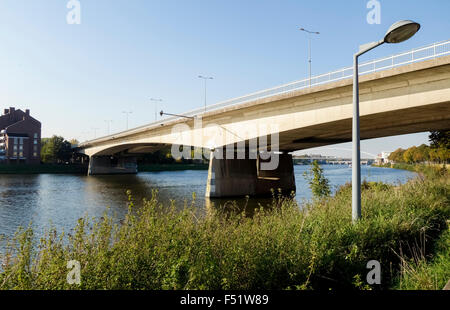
0,108,41,130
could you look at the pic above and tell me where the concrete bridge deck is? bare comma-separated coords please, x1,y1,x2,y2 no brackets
79,54,450,156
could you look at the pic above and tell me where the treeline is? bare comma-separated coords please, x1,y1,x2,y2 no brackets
389,130,449,164
138,147,209,165
41,136,78,164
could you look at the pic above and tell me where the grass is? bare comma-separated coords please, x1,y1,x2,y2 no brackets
0,165,448,290
394,226,449,290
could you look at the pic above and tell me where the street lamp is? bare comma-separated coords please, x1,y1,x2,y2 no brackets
91,127,99,139
352,20,420,223
299,27,320,88
198,75,213,112
150,98,163,122
122,111,132,130
104,120,113,135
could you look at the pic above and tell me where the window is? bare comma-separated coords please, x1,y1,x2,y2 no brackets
13,151,17,156
14,138,18,145
19,138,23,145
33,145,37,151
34,139,38,145
34,133,38,139
19,152,23,157
19,145,23,151
33,152,37,157
13,145,17,151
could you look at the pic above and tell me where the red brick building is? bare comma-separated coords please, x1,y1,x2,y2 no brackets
0,107,41,164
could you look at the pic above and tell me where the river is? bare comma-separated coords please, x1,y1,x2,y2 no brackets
0,165,416,240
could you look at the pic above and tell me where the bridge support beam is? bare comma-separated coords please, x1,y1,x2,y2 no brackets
205,152,296,198
88,156,138,175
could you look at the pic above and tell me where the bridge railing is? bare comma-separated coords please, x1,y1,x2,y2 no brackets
189,39,450,116
81,39,450,145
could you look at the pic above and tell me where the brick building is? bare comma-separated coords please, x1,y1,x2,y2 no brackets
0,107,41,164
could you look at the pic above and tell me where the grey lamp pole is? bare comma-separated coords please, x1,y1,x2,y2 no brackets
92,127,99,139
299,28,320,87
104,120,113,135
198,75,213,112
122,111,132,130
150,98,163,122
352,20,420,223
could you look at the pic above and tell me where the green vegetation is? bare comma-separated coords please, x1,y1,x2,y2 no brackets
0,164,448,290
389,130,449,164
394,226,449,290
41,135,73,164
303,160,331,199
137,148,209,166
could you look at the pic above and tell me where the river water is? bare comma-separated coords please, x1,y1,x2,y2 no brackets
0,165,416,240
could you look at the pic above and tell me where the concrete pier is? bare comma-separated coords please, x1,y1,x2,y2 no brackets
205,152,296,198
88,156,138,175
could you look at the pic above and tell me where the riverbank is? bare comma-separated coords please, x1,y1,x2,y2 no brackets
0,163,209,174
0,164,447,290
0,164,88,174
373,162,448,175
138,163,208,172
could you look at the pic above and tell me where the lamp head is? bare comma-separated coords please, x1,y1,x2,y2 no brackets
384,20,420,44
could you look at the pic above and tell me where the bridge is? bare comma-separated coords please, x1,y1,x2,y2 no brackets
77,40,450,197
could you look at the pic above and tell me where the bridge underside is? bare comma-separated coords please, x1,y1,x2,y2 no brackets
277,102,450,151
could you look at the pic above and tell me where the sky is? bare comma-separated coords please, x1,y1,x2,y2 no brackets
0,0,449,158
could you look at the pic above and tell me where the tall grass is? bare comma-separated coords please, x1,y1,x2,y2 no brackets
394,223,449,290
0,167,448,290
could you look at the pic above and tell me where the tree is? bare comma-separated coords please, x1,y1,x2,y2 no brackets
414,144,429,163
389,148,405,163
429,130,450,149
40,135,73,163
303,160,331,199
387,134,449,165
403,146,417,164
69,139,79,146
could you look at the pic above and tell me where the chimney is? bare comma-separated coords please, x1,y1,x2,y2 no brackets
3,109,9,115
25,109,30,116
9,107,15,114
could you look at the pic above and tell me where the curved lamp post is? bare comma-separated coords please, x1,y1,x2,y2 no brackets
299,27,320,88
352,20,420,223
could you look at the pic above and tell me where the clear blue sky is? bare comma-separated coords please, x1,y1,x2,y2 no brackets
1,0,449,158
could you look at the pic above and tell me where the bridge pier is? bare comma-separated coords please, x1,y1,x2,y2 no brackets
88,156,138,175
205,152,296,198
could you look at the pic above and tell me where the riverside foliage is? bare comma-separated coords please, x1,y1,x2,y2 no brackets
389,130,450,164
0,166,448,290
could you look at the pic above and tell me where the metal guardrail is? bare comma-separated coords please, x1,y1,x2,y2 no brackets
81,39,450,146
